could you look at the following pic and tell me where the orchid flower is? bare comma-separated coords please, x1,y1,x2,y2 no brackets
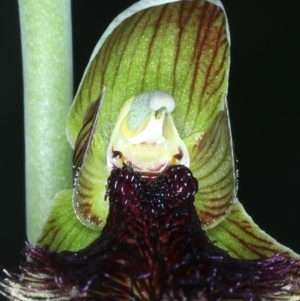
1,0,299,300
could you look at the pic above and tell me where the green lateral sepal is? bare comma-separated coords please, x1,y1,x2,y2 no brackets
37,190,99,252
206,199,299,259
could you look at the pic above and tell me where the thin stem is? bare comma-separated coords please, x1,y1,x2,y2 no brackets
18,0,73,244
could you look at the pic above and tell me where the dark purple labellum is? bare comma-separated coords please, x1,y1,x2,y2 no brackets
1,166,299,300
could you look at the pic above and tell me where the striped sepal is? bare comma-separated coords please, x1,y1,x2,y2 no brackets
67,0,230,148
207,200,299,259
37,190,99,252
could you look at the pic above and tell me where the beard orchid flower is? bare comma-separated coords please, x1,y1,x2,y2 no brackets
1,0,300,300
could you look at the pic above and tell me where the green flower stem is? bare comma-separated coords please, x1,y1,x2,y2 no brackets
18,0,73,245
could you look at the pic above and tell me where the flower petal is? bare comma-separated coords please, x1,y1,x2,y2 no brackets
185,108,236,229
72,88,110,230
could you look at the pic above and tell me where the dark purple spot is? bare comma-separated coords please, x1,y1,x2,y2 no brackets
111,150,123,160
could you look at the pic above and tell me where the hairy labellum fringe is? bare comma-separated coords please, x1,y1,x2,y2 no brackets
1,165,300,300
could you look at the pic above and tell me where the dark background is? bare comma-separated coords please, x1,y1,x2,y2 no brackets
0,0,299,269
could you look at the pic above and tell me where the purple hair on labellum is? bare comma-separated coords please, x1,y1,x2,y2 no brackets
1,166,300,300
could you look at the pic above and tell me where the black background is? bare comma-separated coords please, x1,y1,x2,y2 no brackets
0,0,299,269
